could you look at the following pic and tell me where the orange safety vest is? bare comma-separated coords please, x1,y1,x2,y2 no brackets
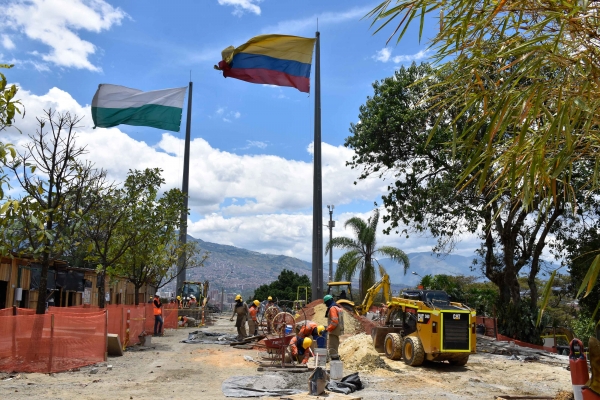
299,322,318,338
153,300,162,316
327,305,341,332
249,306,258,321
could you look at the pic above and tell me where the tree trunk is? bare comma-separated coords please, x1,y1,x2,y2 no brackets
36,251,50,314
98,272,106,308
134,283,141,306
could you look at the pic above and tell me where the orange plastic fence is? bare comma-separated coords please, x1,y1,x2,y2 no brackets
0,307,35,317
476,316,497,337
0,312,107,373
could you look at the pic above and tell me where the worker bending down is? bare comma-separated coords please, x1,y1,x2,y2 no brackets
178,315,196,328
324,294,344,359
297,321,325,340
230,294,249,340
288,336,313,365
248,300,259,336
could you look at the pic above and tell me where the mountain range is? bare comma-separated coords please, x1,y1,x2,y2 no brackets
177,235,480,298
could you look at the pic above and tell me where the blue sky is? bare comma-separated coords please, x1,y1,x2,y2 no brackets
0,0,480,267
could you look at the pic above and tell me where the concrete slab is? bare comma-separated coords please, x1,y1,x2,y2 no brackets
106,334,123,357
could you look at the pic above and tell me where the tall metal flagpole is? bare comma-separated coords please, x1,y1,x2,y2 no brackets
311,32,323,301
177,81,193,296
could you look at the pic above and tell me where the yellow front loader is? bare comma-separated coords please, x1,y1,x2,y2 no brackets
372,289,477,366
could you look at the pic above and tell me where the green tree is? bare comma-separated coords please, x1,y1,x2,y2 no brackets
252,269,311,303
325,208,409,299
6,110,106,314
111,168,207,305
0,64,23,252
345,63,580,307
367,1,600,210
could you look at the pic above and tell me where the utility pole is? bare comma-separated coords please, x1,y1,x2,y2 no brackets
311,31,323,301
327,205,335,282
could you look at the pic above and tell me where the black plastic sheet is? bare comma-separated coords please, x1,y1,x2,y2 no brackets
326,372,364,394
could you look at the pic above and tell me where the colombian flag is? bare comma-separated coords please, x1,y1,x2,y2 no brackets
215,35,316,93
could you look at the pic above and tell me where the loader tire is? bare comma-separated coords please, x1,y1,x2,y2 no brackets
384,333,403,360
449,355,469,366
403,336,425,366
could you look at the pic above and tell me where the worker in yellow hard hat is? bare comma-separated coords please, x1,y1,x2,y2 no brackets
288,336,313,364
176,295,182,309
230,294,248,340
264,296,277,334
297,321,326,341
248,300,260,336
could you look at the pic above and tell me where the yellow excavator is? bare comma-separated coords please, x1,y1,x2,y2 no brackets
326,274,391,315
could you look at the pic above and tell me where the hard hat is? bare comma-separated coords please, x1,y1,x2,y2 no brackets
235,294,242,301
154,294,159,298
191,295,195,299
268,296,273,301
253,300,260,307
316,325,326,336
323,294,333,302
177,296,181,300
302,337,313,349
178,316,182,321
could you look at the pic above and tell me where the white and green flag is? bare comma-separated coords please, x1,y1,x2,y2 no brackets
92,84,187,132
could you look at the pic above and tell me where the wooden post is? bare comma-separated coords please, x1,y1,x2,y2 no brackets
493,306,498,339
48,314,55,373
104,310,108,361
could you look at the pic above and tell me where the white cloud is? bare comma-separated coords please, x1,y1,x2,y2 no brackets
213,107,241,122
262,6,372,35
3,85,487,263
1,35,15,50
373,47,431,64
373,48,391,62
218,0,261,16
4,86,395,261
2,0,127,71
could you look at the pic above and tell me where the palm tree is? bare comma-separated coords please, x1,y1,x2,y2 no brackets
325,209,410,299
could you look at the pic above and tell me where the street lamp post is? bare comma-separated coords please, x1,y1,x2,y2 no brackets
220,270,233,314
327,205,335,282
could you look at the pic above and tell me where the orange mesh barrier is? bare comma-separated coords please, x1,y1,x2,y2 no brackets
0,308,35,317
0,312,107,373
476,316,497,337
48,306,102,314
163,306,178,330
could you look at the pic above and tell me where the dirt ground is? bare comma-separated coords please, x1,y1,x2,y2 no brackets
0,315,574,400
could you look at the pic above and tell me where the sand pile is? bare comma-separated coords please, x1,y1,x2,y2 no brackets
338,333,387,371
554,391,574,400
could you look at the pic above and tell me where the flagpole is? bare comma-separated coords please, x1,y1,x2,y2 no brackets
311,31,323,301
177,81,193,297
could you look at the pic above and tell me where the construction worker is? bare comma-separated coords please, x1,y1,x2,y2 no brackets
324,294,344,359
176,295,182,309
153,294,163,337
297,321,326,341
248,300,259,336
288,336,313,364
178,315,197,327
230,294,249,340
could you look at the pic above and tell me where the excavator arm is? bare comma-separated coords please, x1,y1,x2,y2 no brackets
355,274,390,315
